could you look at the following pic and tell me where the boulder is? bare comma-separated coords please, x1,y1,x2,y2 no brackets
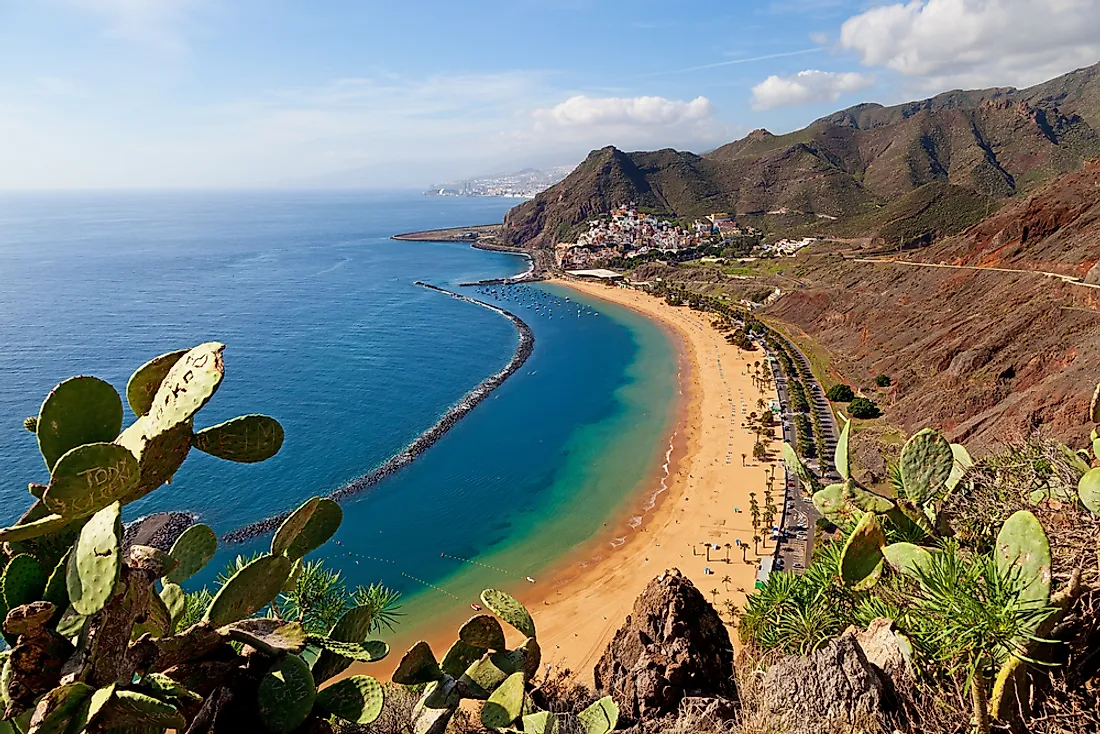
593,569,735,724
761,634,891,734
847,618,913,690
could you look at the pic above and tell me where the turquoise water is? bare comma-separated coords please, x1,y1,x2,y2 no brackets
0,191,677,634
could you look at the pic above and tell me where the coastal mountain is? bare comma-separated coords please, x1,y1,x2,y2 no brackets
501,61,1100,248
762,160,1100,451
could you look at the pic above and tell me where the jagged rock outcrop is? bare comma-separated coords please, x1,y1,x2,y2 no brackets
593,569,735,724
762,634,891,734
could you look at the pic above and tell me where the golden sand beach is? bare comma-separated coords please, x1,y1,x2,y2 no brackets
523,278,782,681
367,277,783,683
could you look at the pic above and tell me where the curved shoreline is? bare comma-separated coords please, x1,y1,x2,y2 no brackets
222,282,535,545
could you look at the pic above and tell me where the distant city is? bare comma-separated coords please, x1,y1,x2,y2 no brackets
426,165,574,198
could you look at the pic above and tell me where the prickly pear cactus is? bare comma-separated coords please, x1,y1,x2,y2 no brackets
842,479,895,514
459,614,506,650
577,697,619,734
271,497,322,557
36,376,124,471
813,484,863,528
125,349,187,417
203,553,293,627
314,675,385,725
164,523,218,584
44,442,139,519
146,342,226,433
193,414,285,463
256,655,316,733
1078,467,1100,516
882,542,934,577
523,711,560,734
481,671,524,729
898,428,954,504
392,641,443,685
839,512,886,589
310,603,376,684
308,637,388,662
481,589,535,638
23,416,37,434
65,502,122,616
441,639,485,679
994,510,1052,612
834,417,851,480
280,498,342,561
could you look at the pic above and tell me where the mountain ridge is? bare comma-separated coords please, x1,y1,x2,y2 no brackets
501,61,1100,248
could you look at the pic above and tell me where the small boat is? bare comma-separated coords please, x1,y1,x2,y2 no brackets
526,576,536,584
471,603,482,611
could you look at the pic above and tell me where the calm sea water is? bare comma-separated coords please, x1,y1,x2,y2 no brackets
0,191,676,635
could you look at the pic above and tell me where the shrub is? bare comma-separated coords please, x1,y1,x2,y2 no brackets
874,374,892,387
848,396,881,418
825,384,855,402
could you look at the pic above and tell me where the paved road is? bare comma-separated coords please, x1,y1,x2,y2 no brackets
851,257,1100,290
758,330,838,574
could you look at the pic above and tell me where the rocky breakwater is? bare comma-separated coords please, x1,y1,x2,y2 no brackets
222,282,535,545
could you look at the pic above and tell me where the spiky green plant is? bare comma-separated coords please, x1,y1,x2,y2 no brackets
0,345,393,733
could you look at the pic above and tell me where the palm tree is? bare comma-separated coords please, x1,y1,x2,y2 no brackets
710,588,721,606
722,575,732,591
724,543,732,562
753,533,762,554
704,543,713,562
741,452,747,466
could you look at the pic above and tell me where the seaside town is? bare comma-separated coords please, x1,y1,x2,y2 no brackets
555,205,814,270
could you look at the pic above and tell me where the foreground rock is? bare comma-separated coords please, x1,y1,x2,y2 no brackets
594,569,736,725
761,634,892,734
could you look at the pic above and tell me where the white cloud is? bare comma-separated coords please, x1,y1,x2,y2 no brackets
535,95,714,127
750,69,875,110
65,0,207,51
839,0,1100,91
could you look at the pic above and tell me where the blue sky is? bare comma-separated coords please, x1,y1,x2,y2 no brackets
2,0,1098,188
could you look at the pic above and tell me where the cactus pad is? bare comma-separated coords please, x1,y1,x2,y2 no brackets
23,416,37,433
36,376,124,472
812,484,863,528
115,417,194,505
459,652,514,699
203,553,292,627
99,690,186,730
441,639,485,678
126,349,187,417
782,442,819,492
44,442,139,519
834,417,850,480
480,589,535,638
311,604,377,684
315,675,384,725
66,502,122,616
392,641,443,685
839,512,886,589
523,711,560,734
412,677,460,734
520,637,541,682
899,429,954,504
147,342,225,434
42,551,71,625
994,510,1052,610
64,683,115,734
3,554,48,614
144,673,201,705
481,671,524,729
270,497,321,557
257,654,316,733
882,542,934,577
165,523,218,584
1091,382,1100,423
281,498,342,561
459,614,506,650
0,513,70,544
160,582,186,632
308,637,389,662
193,414,285,463
27,681,92,734
1078,468,1100,516
843,480,895,514
577,697,619,734
222,619,307,656
945,443,973,492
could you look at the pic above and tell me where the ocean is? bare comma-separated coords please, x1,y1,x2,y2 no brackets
0,190,677,636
